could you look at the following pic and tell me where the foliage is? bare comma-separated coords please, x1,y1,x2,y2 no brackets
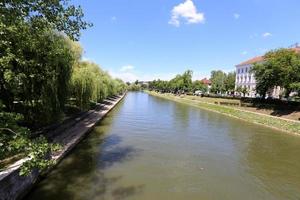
128,83,142,91
210,70,227,94
290,82,300,95
0,110,60,176
19,136,60,176
235,86,249,97
224,72,236,94
149,70,193,94
252,48,300,98
2,29,77,126
0,1,126,177
0,0,91,125
192,81,208,93
70,61,127,109
0,0,91,41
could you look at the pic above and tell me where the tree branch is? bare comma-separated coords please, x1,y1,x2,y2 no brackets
0,128,19,135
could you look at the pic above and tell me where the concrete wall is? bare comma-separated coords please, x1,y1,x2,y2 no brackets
0,94,126,200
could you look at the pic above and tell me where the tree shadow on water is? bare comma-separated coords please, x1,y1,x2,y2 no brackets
111,184,145,200
25,134,143,200
98,146,139,169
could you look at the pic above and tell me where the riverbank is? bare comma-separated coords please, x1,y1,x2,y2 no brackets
0,93,126,200
147,91,300,135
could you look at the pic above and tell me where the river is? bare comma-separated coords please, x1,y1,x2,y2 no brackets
25,92,300,200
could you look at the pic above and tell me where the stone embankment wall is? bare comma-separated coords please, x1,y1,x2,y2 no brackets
0,93,126,200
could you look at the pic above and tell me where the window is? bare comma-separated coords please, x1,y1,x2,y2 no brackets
241,68,244,73
245,67,248,73
238,69,240,74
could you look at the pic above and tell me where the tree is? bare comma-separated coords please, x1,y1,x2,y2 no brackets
224,72,236,94
290,83,300,97
236,86,248,97
1,0,91,40
251,48,300,98
181,70,193,92
192,81,208,93
0,0,91,125
210,70,226,94
70,61,127,109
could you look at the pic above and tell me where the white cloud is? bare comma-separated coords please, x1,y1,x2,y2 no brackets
262,32,272,37
233,13,240,19
111,16,117,21
120,65,134,72
169,0,205,27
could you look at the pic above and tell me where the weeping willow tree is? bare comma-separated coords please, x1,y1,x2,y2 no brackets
0,0,91,174
70,61,126,110
0,27,78,126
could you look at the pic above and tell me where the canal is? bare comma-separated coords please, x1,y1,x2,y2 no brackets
25,92,300,200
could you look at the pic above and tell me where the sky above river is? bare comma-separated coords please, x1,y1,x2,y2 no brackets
74,0,300,82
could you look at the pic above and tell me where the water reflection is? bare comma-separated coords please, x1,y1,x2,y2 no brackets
26,123,143,200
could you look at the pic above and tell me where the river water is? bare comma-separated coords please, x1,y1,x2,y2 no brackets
25,92,300,200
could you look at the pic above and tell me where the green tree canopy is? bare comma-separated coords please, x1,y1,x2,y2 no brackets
252,48,300,98
224,72,236,94
210,70,227,94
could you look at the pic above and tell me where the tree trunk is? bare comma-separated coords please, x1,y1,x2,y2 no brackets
0,70,13,111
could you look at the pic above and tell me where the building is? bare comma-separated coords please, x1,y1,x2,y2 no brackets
235,46,300,98
235,56,262,97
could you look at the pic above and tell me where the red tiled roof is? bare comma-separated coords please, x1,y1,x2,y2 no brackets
200,78,211,85
236,47,300,66
236,56,264,66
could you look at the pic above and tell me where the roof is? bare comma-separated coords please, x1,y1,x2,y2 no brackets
236,47,300,67
236,56,264,67
200,78,212,85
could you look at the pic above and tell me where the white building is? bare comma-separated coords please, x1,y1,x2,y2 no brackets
235,56,261,97
235,46,300,98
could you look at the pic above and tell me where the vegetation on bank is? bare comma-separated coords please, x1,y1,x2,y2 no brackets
147,91,300,135
147,70,235,95
0,1,126,175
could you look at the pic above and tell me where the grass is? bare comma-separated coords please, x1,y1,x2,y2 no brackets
147,91,300,135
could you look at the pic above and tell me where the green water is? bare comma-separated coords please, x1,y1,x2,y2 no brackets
25,92,300,200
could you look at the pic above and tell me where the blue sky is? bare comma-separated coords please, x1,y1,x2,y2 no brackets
74,0,300,82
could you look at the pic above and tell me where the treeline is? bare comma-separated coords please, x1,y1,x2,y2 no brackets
148,70,235,95
0,0,126,175
252,48,300,98
149,70,207,94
